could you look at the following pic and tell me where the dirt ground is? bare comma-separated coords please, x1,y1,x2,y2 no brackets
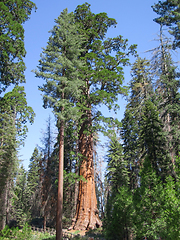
67,229,87,236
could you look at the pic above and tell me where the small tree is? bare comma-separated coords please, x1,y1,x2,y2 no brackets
27,147,42,220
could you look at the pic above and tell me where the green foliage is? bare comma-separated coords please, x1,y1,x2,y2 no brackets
0,223,54,240
133,157,180,239
160,176,180,239
35,8,85,122
27,147,42,220
104,132,133,239
121,57,153,189
0,0,36,92
104,186,134,240
0,108,17,196
12,166,31,227
0,86,35,144
106,132,129,189
140,99,171,180
27,147,42,193
133,158,165,239
152,0,180,49
0,223,32,240
73,3,137,136
0,86,35,199
105,42,180,239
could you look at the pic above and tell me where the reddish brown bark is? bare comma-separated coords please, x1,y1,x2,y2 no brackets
56,120,64,240
70,120,102,230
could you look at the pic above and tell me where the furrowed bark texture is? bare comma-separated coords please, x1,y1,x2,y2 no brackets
71,120,102,230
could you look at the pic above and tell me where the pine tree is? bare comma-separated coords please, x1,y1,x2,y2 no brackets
106,132,129,191
133,156,180,239
133,157,165,239
104,132,133,239
34,9,85,239
121,58,153,190
150,25,180,177
0,86,35,229
140,99,170,181
0,0,36,230
27,147,42,220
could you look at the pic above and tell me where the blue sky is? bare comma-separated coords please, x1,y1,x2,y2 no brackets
19,0,179,169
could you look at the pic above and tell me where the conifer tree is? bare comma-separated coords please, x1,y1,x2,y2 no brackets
150,25,180,176
106,132,128,191
12,166,30,227
0,0,36,230
0,0,36,93
34,9,85,239
140,99,171,181
133,157,165,239
0,86,35,229
27,147,42,220
121,58,153,190
152,0,180,49
71,3,136,230
104,132,133,239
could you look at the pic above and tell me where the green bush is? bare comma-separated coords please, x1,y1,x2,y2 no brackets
0,223,55,240
0,223,32,240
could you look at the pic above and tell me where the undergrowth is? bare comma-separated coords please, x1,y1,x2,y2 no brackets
0,224,105,240
0,223,54,240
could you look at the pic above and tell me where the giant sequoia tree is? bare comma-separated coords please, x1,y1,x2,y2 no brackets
70,3,137,230
35,3,136,232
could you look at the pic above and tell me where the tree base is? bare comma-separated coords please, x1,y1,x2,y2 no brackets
69,214,102,231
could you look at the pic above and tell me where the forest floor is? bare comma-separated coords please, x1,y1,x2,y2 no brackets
63,228,106,239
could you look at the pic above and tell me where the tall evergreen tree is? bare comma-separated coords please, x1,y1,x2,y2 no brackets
140,99,171,181
0,86,35,229
0,0,36,229
121,58,153,190
71,3,136,230
104,132,133,240
150,25,180,176
34,9,85,240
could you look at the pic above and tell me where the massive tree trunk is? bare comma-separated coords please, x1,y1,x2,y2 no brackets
71,117,102,230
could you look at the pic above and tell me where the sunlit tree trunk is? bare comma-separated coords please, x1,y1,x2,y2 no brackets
71,111,102,230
